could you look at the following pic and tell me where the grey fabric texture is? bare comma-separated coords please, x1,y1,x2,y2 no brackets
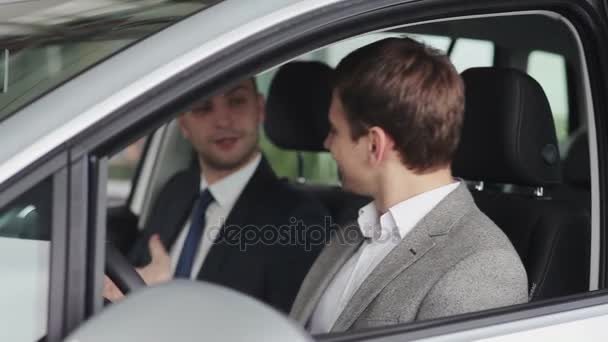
290,183,528,332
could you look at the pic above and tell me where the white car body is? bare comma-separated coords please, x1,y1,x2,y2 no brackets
1,0,608,341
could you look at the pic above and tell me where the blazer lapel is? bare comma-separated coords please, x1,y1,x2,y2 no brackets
331,183,474,331
128,166,200,266
290,223,364,325
330,224,435,331
196,156,276,280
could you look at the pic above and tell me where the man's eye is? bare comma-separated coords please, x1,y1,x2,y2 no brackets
191,103,212,114
228,97,247,106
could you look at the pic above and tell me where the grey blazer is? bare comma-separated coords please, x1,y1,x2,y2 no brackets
290,183,528,332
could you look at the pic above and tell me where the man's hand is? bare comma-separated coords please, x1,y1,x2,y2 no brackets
136,234,172,285
103,275,125,302
103,234,172,302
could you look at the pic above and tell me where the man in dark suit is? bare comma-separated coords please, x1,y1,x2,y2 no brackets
106,78,329,313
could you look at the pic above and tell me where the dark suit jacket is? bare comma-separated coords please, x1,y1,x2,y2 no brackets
129,157,329,313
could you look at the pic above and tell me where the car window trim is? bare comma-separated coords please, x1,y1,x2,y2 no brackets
47,163,69,342
0,151,66,208
62,155,89,335
86,156,108,317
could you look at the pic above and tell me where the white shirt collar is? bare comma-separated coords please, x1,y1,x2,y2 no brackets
357,181,460,241
199,153,262,209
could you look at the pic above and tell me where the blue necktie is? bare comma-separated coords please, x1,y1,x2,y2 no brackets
174,189,215,278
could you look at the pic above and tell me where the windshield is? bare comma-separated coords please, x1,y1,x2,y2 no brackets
0,0,222,122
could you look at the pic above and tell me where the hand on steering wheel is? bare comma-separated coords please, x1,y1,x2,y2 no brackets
105,234,172,302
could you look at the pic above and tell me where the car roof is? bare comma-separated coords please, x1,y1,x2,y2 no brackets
0,0,342,184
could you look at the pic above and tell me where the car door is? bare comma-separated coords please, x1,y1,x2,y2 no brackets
4,0,608,341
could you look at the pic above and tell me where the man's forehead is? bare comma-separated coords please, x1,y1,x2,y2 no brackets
226,79,256,93
190,78,256,106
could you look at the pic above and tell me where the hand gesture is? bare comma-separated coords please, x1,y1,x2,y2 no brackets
103,234,172,302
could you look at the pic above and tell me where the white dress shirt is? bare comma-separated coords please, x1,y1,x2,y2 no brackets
169,153,261,279
309,181,460,334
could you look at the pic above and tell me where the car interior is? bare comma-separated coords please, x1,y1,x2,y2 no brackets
0,8,598,341
105,11,593,306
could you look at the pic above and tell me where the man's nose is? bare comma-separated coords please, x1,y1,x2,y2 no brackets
213,106,233,128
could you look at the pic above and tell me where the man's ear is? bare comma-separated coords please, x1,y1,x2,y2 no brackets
368,127,393,165
177,115,191,140
257,94,266,123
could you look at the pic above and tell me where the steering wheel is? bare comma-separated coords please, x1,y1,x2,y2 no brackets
105,242,146,295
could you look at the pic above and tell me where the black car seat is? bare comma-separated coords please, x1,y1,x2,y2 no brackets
264,61,369,227
453,67,591,300
558,128,591,213
563,128,590,189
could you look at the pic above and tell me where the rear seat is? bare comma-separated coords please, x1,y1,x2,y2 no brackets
264,61,369,227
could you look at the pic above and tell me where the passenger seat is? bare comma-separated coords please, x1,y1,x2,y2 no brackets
453,67,591,300
557,128,591,213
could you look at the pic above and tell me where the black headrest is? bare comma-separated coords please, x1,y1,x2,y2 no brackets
453,67,562,187
264,61,333,151
563,129,590,188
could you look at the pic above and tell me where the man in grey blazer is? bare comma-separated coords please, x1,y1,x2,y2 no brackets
290,37,528,333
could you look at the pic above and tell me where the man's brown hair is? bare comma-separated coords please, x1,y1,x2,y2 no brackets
334,37,465,173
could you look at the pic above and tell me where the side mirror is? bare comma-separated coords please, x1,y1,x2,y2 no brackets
1,49,8,93
65,280,313,342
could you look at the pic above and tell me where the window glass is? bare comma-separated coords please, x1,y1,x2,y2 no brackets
107,138,147,206
449,38,494,72
527,51,570,144
0,0,221,122
0,177,52,341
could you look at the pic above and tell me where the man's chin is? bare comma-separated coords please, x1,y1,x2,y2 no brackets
339,179,355,193
201,149,258,171
207,157,248,171
340,178,369,196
